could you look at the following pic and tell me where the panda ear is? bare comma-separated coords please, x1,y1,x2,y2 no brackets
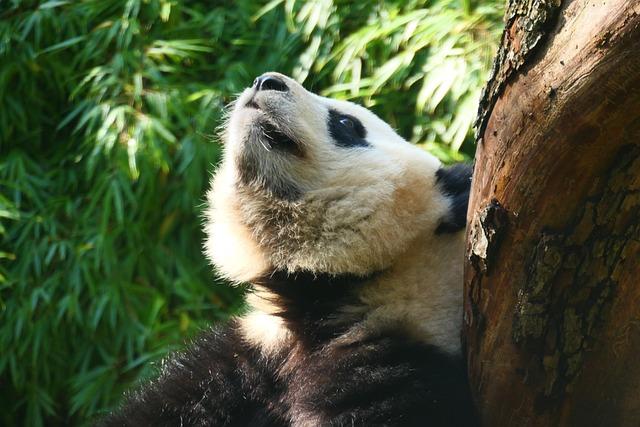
435,163,473,234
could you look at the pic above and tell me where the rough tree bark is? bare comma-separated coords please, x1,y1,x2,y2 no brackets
464,0,640,426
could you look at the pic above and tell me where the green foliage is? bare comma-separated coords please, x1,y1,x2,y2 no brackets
0,0,502,425
280,0,503,157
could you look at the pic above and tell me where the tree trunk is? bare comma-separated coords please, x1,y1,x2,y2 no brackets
464,0,640,425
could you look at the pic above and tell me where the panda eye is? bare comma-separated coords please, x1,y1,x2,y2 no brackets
328,109,369,148
339,117,355,129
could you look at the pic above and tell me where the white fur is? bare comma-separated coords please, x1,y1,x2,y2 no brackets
204,72,464,355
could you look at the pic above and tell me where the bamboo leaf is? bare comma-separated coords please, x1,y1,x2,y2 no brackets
38,36,86,55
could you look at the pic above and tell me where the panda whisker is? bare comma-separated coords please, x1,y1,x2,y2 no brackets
259,129,273,152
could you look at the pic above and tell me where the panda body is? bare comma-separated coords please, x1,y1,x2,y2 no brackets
101,73,476,426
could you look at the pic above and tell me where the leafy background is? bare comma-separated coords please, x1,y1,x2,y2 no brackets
0,0,503,425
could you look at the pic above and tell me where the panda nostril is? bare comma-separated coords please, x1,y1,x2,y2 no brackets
254,75,288,92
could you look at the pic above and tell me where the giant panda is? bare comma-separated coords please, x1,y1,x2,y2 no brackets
100,72,476,426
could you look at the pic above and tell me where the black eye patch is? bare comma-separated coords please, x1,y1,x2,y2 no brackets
328,109,369,148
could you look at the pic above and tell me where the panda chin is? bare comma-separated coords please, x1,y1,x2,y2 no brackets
236,121,303,201
259,122,303,156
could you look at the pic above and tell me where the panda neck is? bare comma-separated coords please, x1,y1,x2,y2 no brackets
358,231,466,355
239,231,465,356
243,270,373,348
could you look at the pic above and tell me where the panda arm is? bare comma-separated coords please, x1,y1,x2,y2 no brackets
98,322,278,427
289,332,477,427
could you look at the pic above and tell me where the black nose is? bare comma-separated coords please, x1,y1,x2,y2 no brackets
253,74,288,92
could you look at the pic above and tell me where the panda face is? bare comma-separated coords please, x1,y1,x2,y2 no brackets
206,72,456,282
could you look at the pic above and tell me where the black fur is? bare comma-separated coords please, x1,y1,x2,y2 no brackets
97,322,285,427
99,271,478,426
328,109,369,148
253,270,370,346
435,163,473,234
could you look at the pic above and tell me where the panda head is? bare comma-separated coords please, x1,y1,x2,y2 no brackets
205,72,470,283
